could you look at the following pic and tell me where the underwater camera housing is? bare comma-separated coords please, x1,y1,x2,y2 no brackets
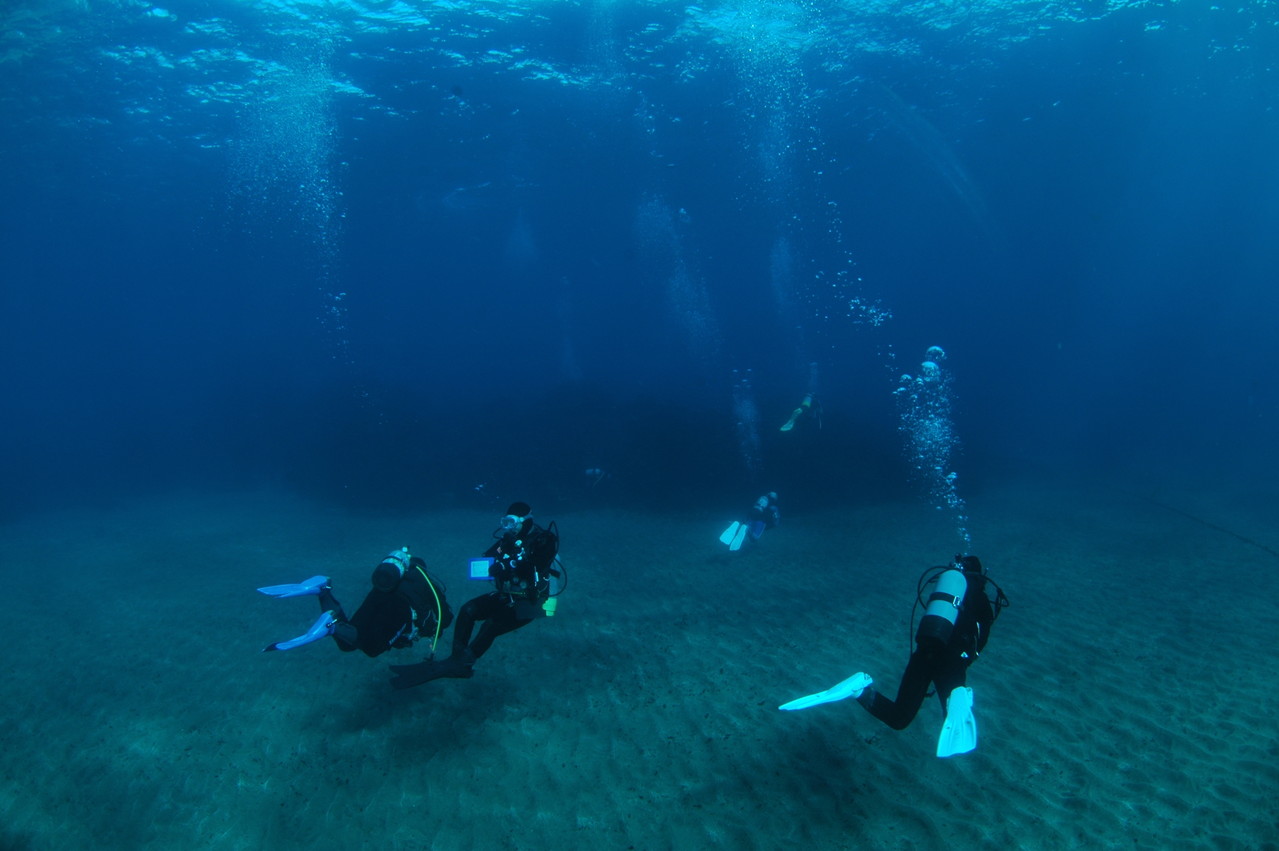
469,556,495,580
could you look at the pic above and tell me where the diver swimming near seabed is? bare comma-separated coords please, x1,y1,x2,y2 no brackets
389,502,564,689
779,555,1008,757
257,547,453,664
719,491,780,551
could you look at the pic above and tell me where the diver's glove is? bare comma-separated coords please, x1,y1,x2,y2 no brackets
256,575,330,598
262,610,338,652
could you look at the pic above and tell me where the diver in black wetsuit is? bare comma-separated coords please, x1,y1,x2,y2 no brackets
780,555,1008,757
258,547,453,661
856,556,1002,731
389,502,561,689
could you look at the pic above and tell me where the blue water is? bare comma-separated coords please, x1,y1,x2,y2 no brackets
2,0,1276,520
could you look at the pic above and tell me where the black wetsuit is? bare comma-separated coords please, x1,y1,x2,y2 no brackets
452,520,558,660
321,557,453,658
754,501,780,532
857,568,996,730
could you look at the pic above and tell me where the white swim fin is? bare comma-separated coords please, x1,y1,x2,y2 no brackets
779,672,873,711
262,610,338,652
936,686,977,757
719,521,742,546
256,575,330,598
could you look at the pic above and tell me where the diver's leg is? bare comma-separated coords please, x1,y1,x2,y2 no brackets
450,594,495,656
438,593,454,632
857,649,935,730
318,585,358,652
932,658,969,715
388,597,533,689
388,594,486,689
468,606,534,659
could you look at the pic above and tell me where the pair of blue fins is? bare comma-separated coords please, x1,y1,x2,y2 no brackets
256,575,337,651
779,673,978,758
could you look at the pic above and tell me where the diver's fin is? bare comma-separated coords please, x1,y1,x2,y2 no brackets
728,523,748,551
262,610,337,652
936,686,977,757
779,672,873,711
388,654,474,690
781,395,813,432
719,521,742,546
257,575,330,598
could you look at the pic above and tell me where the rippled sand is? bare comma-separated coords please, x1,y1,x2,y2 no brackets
2,475,1275,850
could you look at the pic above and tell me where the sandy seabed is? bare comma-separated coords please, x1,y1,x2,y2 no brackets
1,472,1276,851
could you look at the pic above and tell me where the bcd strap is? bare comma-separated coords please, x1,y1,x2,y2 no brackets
928,591,961,608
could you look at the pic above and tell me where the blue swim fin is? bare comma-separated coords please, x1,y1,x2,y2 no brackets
779,672,873,711
262,610,338,652
936,686,977,757
719,521,742,547
257,575,330,598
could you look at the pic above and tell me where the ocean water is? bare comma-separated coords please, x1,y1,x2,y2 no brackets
2,1,1277,848
4,0,1275,517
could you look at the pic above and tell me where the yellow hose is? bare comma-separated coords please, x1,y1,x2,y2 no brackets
413,563,444,657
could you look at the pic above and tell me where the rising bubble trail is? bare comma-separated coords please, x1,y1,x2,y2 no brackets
894,346,970,549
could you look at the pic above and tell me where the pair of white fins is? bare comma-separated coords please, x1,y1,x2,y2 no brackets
718,521,750,551
779,673,978,758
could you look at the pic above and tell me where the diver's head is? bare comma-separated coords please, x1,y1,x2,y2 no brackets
954,554,984,575
754,492,778,511
372,547,411,591
499,502,532,536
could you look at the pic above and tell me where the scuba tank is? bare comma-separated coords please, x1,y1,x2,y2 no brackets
910,555,1009,655
916,566,968,648
382,547,411,575
371,546,412,591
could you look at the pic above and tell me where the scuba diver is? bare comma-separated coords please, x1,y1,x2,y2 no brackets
779,393,821,432
389,502,562,689
780,362,822,432
779,555,1008,757
719,491,780,551
257,547,453,664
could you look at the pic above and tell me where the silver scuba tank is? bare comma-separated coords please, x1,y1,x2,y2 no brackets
916,567,967,647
